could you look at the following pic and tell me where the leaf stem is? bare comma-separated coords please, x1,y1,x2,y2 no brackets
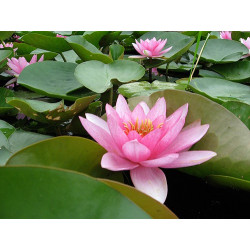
149,58,152,83
109,86,113,106
60,52,67,62
165,62,170,82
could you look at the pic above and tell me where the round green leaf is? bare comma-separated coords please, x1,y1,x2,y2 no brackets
128,89,250,186
17,61,94,101
75,60,145,93
22,33,71,53
189,77,250,105
0,166,150,219
102,179,178,219
222,101,250,129
118,80,186,98
139,32,195,62
66,36,113,63
6,136,122,181
6,95,96,124
0,88,15,115
211,61,250,82
189,39,249,63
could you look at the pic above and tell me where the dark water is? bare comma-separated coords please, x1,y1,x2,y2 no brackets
164,170,250,219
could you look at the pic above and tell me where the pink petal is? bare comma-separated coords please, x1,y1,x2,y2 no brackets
143,49,153,57
101,152,139,171
181,119,201,132
153,39,167,54
146,97,166,121
38,54,44,62
128,55,147,59
122,139,151,162
115,94,132,119
127,131,142,141
131,104,146,122
163,124,209,154
79,116,120,154
105,103,124,128
140,128,162,152
107,114,129,150
130,167,168,203
140,153,179,168
159,46,172,55
139,101,150,115
162,151,217,168
30,55,37,64
85,113,109,133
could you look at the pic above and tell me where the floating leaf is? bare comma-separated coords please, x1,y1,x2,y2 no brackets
66,36,113,63
118,80,186,98
189,77,250,105
75,60,145,93
83,31,110,48
189,39,248,63
0,31,14,40
0,88,15,115
0,119,15,138
109,44,124,60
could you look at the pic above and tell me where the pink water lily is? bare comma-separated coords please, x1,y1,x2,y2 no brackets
56,34,67,38
80,95,216,203
0,42,18,52
129,37,172,59
240,37,250,58
6,54,44,77
220,31,232,40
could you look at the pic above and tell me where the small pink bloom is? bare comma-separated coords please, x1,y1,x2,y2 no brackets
16,113,30,120
129,37,172,59
56,34,67,38
240,37,250,58
220,31,232,40
13,34,21,42
0,42,18,52
6,54,44,77
79,95,216,203
151,67,159,76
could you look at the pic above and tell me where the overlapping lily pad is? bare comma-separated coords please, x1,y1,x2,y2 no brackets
0,88,15,115
139,32,195,62
128,89,250,187
211,61,250,82
109,44,124,60
66,36,113,63
21,32,71,53
6,95,96,123
189,39,249,63
75,60,145,93
17,61,94,101
189,77,250,105
83,31,110,48
118,80,186,98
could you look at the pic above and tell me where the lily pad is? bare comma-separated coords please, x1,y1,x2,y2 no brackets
128,89,250,187
109,44,124,60
0,119,15,138
0,31,14,40
75,60,145,93
66,36,113,63
83,31,110,48
199,69,224,79
6,95,96,124
0,88,15,115
17,61,94,101
0,50,13,64
211,61,250,82
189,77,250,105
21,32,71,53
0,166,150,219
222,101,250,129
139,32,195,62
118,80,187,98
189,39,249,64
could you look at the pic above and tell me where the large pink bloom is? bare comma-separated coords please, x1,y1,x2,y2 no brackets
6,54,44,77
220,31,232,40
129,37,172,59
240,37,250,58
79,95,216,203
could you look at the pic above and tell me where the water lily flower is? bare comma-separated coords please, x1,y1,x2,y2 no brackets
240,37,250,58
6,54,44,77
56,34,67,38
152,67,159,76
0,42,18,52
220,31,232,40
129,37,172,59
79,95,216,203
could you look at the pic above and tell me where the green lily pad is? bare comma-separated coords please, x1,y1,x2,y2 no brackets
75,60,145,93
0,119,15,138
0,50,13,64
0,166,150,219
159,62,201,72
189,77,250,105
6,136,122,181
109,44,124,60
17,61,94,101
199,69,224,79
128,89,250,187
139,32,195,62
13,42,36,55
189,39,249,63
66,36,113,63
222,101,250,129
0,88,15,115
0,31,14,40
118,80,187,98
83,31,110,48
211,61,250,82
22,32,71,53
6,95,96,124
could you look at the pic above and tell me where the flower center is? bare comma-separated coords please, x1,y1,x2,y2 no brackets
123,118,163,137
